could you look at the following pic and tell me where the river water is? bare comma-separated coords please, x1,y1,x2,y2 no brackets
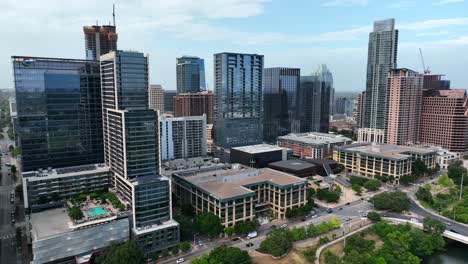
423,240,468,264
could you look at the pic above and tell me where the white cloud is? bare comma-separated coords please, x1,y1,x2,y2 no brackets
321,0,370,7
433,0,464,6
400,18,468,30
389,1,416,9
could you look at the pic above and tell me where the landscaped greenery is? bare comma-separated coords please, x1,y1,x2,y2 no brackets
96,240,145,264
352,184,362,195
316,186,341,203
68,206,84,220
260,218,341,257
448,162,468,185
225,218,260,235
191,246,251,264
371,192,410,212
194,212,224,238
180,241,191,253
367,211,381,222
349,176,381,192
326,219,445,264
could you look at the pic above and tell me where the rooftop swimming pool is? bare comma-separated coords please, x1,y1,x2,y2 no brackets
89,206,106,217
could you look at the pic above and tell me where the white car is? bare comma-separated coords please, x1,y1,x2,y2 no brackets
280,224,288,228
176,258,185,263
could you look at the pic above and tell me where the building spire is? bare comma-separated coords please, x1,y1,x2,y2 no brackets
113,3,116,26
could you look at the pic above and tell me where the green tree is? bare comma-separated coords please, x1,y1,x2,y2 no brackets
423,217,446,235
324,250,341,264
233,219,260,234
68,207,83,220
344,233,375,254
367,211,381,222
415,187,433,204
290,226,307,241
10,164,16,174
437,174,454,187
371,192,410,212
192,246,251,264
375,231,420,264
343,250,376,264
352,184,362,195
260,228,293,257
174,214,194,241
194,212,223,237
180,241,191,253
350,176,368,186
447,163,468,185
316,188,340,203
364,179,381,191
412,159,428,177
96,241,145,264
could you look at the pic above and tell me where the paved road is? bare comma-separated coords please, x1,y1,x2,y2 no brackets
0,127,19,264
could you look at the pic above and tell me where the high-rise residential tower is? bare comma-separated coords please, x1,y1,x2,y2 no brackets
213,52,264,149
263,67,300,142
100,50,179,255
363,19,398,130
83,24,117,60
149,84,165,112
420,89,468,154
386,68,423,145
296,65,333,133
160,115,207,161
176,56,206,93
12,56,104,172
173,91,214,124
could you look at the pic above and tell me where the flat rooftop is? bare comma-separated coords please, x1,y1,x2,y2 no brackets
269,160,318,171
278,132,352,146
31,208,72,240
337,144,437,160
23,164,109,181
232,144,288,154
174,164,307,200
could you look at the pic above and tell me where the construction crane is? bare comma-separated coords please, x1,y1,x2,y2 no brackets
419,48,431,75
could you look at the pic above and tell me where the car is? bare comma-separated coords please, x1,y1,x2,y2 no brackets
5,163,11,167
270,225,277,229
311,214,318,219
410,218,419,223
338,207,343,211
246,243,254,247
449,229,459,234
360,197,364,200
445,222,452,226
327,208,333,213
301,217,308,222
231,237,240,241
11,218,15,224
345,217,351,222
345,202,351,205
280,224,288,228
176,257,185,263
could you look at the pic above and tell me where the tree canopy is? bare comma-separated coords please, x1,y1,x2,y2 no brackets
195,212,223,237
260,228,293,257
415,186,434,205
371,191,410,212
423,217,446,236
96,241,145,264
192,246,251,264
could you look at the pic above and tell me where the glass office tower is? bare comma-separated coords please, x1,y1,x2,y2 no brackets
263,68,300,142
176,56,206,93
100,50,179,255
213,52,264,149
12,56,103,172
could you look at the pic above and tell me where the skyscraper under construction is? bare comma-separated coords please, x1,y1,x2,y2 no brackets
83,6,118,60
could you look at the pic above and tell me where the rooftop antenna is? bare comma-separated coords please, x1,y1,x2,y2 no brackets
113,3,116,26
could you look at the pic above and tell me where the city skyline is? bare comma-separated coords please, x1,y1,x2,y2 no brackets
1,0,468,92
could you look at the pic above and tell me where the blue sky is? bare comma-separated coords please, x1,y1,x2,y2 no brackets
1,0,468,91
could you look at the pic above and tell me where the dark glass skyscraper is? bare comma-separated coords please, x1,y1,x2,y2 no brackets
214,52,264,148
297,65,333,133
100,50,179,255
263,68,300,142
164,90,177,112
364,18,398,129
12,56,103,172
176,56,206,93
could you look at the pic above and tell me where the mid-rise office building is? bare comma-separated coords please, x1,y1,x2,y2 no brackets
176,56,206,93
333,144,436,184
386,68,423,145
357,128,386,143
100,50,179,255
296,65,333,133
160,115,207,161
149,84,165,112
83,24,117,60
420,89,468,154
173,91,214,124
164,90,177,112
12,56,104,172
263,67,300,142
213,52,264,149
172,164,308,227
363,18,398,130
278,132,352,159
423,74,450,90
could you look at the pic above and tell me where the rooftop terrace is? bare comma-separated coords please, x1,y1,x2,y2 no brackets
278,132,352,146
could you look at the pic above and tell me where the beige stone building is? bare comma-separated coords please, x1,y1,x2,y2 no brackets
172,164,308,227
